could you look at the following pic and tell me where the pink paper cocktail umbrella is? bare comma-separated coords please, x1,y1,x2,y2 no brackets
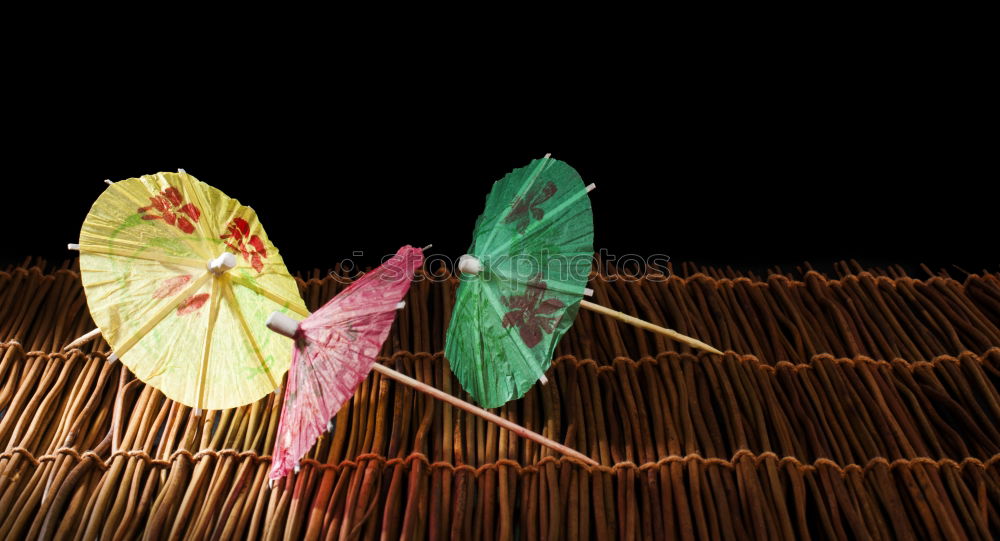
266,245,597,482
267,245,422,480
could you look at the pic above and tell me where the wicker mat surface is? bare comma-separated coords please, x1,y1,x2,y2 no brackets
0,258,998,540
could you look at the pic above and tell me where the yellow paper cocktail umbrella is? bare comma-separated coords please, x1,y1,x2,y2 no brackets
69,171,308,410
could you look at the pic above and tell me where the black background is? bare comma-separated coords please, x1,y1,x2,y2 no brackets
3,67,992,277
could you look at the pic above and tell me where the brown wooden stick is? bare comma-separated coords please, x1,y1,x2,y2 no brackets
369,363,598,467
579,300,724,355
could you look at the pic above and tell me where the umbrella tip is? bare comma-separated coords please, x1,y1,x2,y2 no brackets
586,183,596,193
543,152,552,160
703,344,724,356
208,252,237,274
458,255,483,275
267,312,301,339
396,301,406,310
178,168,186,174
67,243,80,251
104,179,113,186
421,244,432,251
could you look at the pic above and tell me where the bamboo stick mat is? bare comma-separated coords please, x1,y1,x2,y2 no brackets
0,258,998,540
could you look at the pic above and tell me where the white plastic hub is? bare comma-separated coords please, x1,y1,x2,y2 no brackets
458,254,483,275
208,252,237,274
266,311,301,339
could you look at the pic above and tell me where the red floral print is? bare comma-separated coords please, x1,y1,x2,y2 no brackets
152,275,192,299
503,181,557,233
177,293,210,316
220,217,268,273
500,274,565,348
137,187,201,234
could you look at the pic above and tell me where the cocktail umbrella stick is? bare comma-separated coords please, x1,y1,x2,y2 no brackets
369,362,598,466
579,300,723,355
63,327,101,351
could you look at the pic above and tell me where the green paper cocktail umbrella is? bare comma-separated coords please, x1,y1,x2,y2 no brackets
445,155,723,408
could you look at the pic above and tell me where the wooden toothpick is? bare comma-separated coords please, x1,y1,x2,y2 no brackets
370,363,597,466
579,300,724,355
63,328,101,351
